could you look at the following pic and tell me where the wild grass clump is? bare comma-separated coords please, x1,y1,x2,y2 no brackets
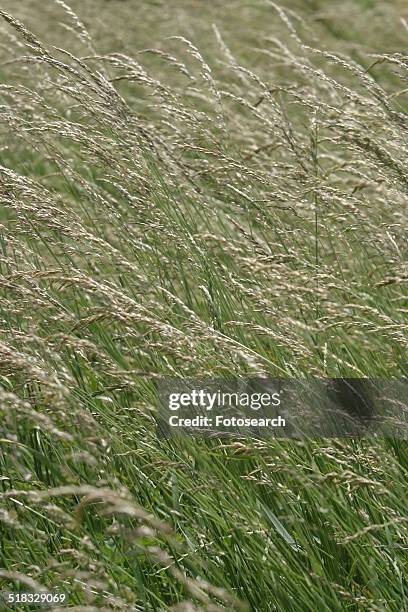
0,1,407,610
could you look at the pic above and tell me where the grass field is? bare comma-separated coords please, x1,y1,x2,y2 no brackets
0,1,407,610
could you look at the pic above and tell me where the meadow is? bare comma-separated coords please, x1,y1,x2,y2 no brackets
0,0,407,609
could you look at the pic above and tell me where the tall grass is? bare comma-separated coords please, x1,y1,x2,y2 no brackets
0,1,407,610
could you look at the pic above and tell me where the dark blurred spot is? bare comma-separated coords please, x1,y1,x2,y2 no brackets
328,378,373,424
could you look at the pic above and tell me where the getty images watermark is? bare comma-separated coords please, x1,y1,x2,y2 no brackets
156,379,408,439
167,387,286,430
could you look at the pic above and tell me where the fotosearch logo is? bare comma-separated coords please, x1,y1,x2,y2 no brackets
168,389,282,411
